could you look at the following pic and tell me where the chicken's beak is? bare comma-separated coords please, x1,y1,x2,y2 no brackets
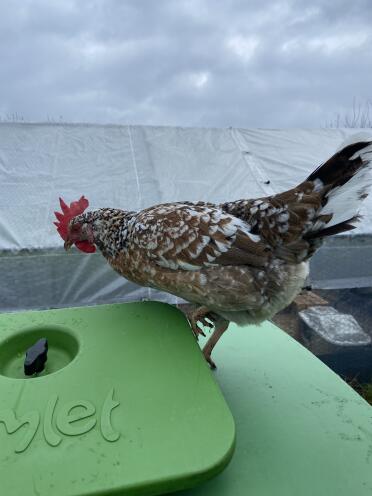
64,238,73,251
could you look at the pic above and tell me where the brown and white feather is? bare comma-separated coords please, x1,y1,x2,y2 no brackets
64,137,372,328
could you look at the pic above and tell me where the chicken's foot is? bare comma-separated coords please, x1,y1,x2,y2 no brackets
188,305,214,338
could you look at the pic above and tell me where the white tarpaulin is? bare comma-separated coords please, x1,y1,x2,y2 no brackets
1,123,372,312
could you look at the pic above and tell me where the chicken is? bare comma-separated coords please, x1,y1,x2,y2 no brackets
55,138,372,368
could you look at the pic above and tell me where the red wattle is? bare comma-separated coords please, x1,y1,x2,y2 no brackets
75,241,96,253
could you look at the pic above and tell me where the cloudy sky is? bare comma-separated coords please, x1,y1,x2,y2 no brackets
0,0,371,128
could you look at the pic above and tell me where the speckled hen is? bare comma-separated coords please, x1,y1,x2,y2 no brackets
55,137,372,368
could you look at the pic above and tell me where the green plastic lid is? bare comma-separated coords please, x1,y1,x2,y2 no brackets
0,302,235,496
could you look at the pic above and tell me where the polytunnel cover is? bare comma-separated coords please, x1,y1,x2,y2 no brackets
1,123,372,312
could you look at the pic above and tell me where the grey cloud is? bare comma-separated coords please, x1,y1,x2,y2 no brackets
0,0,371,127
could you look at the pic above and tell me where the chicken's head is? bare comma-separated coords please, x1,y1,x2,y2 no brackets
54,196,96,253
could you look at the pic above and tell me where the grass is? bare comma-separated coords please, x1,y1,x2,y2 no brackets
345,376,372,406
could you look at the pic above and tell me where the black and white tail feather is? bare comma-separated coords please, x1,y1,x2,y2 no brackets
306,133,372,239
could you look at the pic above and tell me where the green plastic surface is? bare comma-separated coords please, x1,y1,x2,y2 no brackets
177,320,372,496
0,302,235,496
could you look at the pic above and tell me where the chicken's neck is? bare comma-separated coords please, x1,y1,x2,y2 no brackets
87,208,136,258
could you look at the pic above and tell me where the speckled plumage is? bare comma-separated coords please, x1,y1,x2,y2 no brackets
62,139,372,365
71,201,310,325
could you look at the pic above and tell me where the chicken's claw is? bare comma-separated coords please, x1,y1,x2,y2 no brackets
187,306,215,340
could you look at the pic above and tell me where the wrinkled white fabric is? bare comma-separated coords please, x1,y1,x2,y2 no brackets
0,123,371,311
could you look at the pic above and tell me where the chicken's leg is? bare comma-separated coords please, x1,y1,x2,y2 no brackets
180,304,228,368
202,317,229,369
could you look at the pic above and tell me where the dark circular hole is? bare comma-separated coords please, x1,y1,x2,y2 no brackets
0,326,79,379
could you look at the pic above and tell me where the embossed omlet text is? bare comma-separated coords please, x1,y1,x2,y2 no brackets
0,388,120,453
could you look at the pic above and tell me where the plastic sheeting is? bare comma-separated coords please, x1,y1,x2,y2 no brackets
299,306,371,346
1,123,371,312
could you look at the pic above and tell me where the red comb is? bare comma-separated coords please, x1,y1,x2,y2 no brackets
54,195,89,241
